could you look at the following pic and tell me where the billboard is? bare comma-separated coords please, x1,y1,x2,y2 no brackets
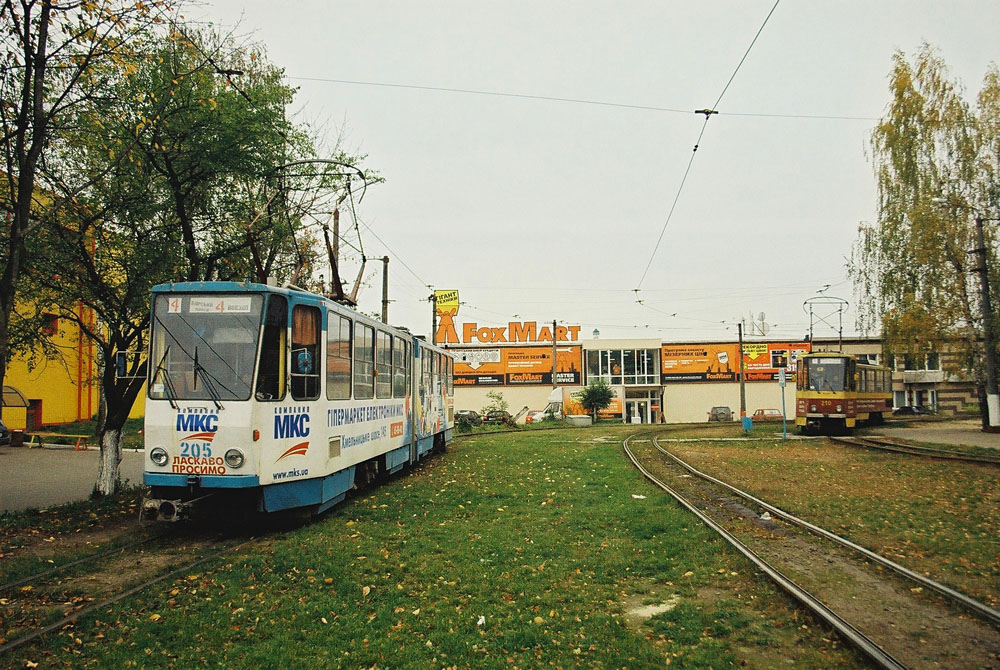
661,342,812,383
453,345,583,386
740,342,811,381
661,343,740,382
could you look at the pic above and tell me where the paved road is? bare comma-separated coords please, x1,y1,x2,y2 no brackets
878,418,1000,450
0,445,144,514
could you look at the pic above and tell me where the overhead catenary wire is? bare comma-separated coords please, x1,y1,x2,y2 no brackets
289,75,876,122
634,0,781,292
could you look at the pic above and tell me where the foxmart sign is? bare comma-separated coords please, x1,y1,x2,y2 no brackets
436,320,582,344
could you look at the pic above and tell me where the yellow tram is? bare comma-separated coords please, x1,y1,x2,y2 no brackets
795,352,892,434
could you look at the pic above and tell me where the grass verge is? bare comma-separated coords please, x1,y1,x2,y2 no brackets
4,426,866,669
661,432,1000,607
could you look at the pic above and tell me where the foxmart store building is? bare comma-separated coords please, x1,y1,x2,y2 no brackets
440,318,810,424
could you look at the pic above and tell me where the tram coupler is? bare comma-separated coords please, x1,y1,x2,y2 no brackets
141,497,192,522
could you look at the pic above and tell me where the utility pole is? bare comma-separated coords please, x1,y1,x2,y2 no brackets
380,256,389,324
738,321,747,423
932,197,1000,430
973,216,1000,427
552,319,558,388
429,292,437,345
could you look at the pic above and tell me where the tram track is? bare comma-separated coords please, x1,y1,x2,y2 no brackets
831,435,1000,466
623,433,1000,670
0,527,255,659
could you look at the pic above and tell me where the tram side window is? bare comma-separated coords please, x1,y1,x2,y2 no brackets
376,331,392,399
354,323,375,400
433,352,440,392
326,312,351,400
256,295,287,401
291,305,320,400
392,339,408,398
421,347,431,397
444,355,455,395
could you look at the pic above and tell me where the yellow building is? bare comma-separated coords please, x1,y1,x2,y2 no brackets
3,304,100,431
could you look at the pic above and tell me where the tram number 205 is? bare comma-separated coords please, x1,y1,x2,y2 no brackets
180,442,213,458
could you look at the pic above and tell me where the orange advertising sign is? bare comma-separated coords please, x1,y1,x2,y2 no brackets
740,342,810,381
661,342,812,383
436,320,582,345
661,343,740,382
597,386,623,417
452,345,583,386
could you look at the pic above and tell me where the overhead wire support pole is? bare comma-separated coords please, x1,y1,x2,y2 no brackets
429,291,437,345
552,319,558,389
380,256,390,324
972,215,1000,428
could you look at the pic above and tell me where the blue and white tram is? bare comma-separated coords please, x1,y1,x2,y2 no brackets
141,281,454,521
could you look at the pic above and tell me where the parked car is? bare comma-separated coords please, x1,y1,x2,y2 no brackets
455,410,483,426
483,410,513,426
752,408,783,422
893,405,934,416
0,418,8,446
707,406,733,422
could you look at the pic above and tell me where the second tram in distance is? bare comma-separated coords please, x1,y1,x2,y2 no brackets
795,352,892,434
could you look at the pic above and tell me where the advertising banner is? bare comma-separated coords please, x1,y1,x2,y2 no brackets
597,386,624,417
661,343,740,382
661,342,812,383
453,345,583,386
740,342,811,382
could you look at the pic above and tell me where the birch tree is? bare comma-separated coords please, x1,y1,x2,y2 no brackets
849,45,1000,384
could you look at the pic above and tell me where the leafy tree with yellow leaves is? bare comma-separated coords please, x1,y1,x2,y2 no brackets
849,45,1000,422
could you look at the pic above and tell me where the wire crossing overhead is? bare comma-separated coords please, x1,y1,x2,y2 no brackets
634,0,781,294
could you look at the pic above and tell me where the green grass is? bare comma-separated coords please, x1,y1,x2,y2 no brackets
2,427,866,669
663,435,1000,607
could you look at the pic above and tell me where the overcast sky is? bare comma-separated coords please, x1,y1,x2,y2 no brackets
192,1,1000,343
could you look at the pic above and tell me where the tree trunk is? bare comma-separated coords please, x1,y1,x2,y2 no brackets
95,426,124,496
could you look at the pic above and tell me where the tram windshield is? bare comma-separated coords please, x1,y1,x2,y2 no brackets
148,293,265,402
805,357,848,392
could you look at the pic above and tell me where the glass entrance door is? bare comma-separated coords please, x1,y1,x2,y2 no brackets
626,400,649,424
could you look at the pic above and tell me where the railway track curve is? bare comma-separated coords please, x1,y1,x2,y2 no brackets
623,433,1000,670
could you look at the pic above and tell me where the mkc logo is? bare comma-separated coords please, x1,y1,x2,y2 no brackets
274,412,310,439
176,412,218,436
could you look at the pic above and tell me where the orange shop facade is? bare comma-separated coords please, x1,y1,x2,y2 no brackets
438,320,810,423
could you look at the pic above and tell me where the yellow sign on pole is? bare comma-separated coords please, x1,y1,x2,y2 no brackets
434,290,460,312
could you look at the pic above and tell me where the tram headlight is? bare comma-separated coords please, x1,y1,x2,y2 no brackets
810,404,817,412
150,447,169,467
836,404,843,413
224,448,245,469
